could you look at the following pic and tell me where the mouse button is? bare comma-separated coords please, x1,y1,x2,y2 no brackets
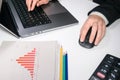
85,35,90,42
85,28,92,41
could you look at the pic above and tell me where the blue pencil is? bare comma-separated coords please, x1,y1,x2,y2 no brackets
65,53,68,80
62,52,68,80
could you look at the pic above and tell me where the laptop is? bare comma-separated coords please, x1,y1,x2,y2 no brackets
0,0,78,38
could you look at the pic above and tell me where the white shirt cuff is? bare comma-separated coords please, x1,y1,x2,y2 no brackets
88,0,93,1
89,11,109,25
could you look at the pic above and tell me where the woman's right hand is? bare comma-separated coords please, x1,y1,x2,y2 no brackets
26,0,49,11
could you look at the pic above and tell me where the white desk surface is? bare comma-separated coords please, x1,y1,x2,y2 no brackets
0,0,120,80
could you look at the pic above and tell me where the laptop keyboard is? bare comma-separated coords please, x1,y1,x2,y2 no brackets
89,54,120,80
11,0,52,28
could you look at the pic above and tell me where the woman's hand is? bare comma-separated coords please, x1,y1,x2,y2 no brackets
26,0,49,11
80,14,106,45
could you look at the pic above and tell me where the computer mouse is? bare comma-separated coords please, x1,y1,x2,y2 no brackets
79,27,96,49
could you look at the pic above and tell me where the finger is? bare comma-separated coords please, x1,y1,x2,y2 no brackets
94,22,103,45
26,0,29,8
37,0,49,6
37,0,42,6
26,0,32,11
31,0,38,11
89,22,98,43
80,20,92,42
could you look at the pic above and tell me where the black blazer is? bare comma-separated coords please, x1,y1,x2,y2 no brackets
88,0,120,26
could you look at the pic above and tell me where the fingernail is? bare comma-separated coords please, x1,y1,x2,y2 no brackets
89,40,93,43
80,38,84,42
95,42,98,46
28,8,30,11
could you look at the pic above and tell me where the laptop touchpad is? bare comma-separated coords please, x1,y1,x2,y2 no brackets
42,2,67,16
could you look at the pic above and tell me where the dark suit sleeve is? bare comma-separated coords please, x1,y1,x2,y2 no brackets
93,0,105,4
88,0,120,26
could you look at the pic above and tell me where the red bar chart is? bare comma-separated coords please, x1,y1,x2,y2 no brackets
16,48,36,80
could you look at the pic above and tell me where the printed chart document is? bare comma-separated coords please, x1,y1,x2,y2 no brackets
0,41,60,80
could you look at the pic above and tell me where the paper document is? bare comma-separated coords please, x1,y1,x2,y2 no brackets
0,41,60,80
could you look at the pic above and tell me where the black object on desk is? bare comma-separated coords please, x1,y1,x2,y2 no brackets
79,27,95,49
89,54,120,80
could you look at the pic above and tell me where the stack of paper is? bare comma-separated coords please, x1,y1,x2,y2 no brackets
0,41,61,80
